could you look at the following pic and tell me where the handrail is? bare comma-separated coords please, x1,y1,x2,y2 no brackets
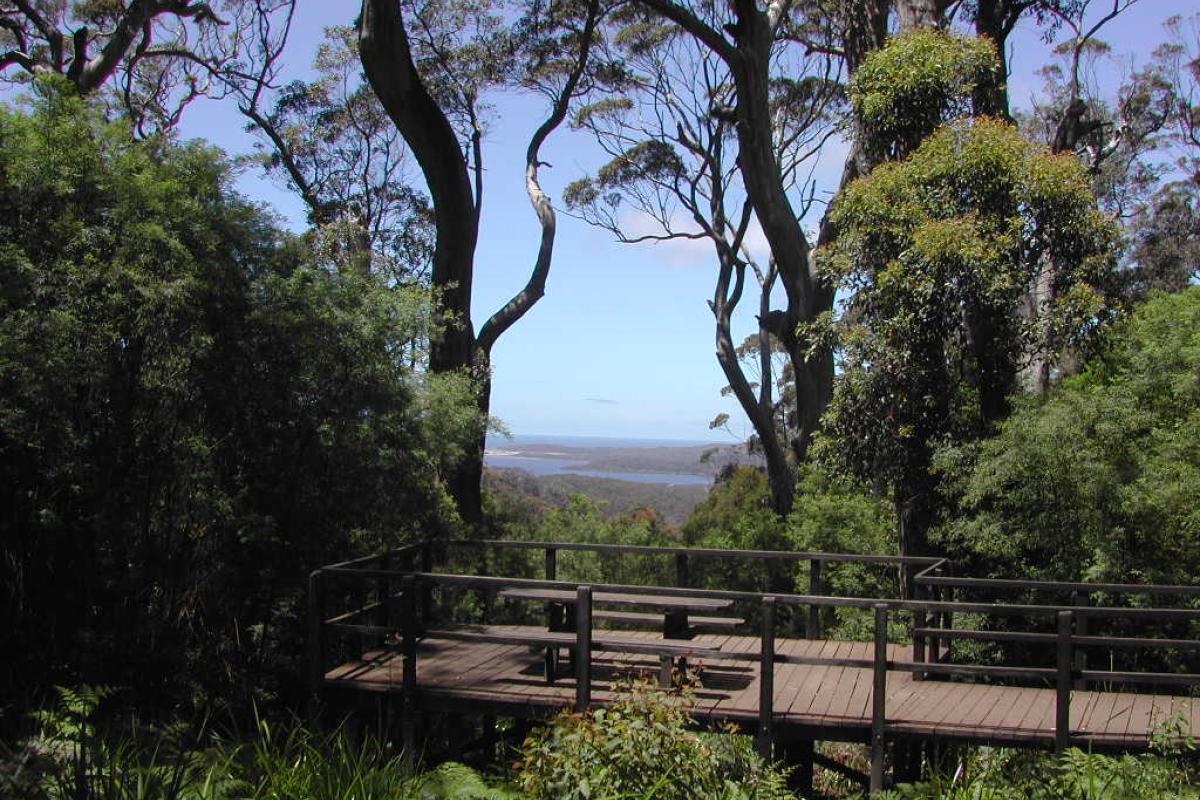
318,568,1200,621
450,538,942,566
916,573,1200,598
310,541,1200,775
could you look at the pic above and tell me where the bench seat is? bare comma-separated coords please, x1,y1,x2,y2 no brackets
422,625,722,659
592,610,744,628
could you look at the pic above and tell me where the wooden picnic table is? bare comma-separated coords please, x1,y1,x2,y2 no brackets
498,587,736,681
497,588,733,612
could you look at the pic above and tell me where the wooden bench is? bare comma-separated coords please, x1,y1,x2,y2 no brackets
592,609,745,631
497,588,735,639
423,625,724,687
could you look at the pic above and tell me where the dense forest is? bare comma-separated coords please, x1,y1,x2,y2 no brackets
1,0,1199,797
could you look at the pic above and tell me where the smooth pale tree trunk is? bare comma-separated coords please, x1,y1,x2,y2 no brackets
361,0,598,526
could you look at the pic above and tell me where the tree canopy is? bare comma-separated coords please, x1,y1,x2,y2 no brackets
0,83,478,711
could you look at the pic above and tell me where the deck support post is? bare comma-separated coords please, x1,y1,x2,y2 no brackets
894,739,922,784
308,569,326,715
575,585,593,711
807,560,822,640
401,574,420,759
870,603,889,793
783,738,814,796
757,596,776,760
545,547,557,580
1056,609,1073,753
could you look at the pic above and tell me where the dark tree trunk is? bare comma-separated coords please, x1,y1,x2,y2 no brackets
359,0,482,524
359,0,480,379
972,0,1022,119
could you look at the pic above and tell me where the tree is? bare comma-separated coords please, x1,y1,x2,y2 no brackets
563,1,845,516
0,0,296,135
818,31,1120,567
563,0,965,516
358,0,602,524
239,25,435,285
936,287,1200,587
0,84,478,712
1126,14,1200,297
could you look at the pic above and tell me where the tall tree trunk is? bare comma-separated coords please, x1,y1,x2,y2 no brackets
972,0,1020,119
360,0,482,523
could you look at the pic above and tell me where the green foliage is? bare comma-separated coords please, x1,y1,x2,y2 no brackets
851,30,999,159
2,687,516,800
515,683,796,800
819,113,1119,553
531,495,674,586
682,467,791,593
936,288,1200,584
0,84,479,715
785,466,899,636
879,743,1200,799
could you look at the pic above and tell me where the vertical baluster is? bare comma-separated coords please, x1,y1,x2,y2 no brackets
1074,591,1089,690
308,569,326,707
757,596,776,760
1056,610,1074,752
870,603,889,792
575,585,592,711
807,560,823,640
401,574,420,758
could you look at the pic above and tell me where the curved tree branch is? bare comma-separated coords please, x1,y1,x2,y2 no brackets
477,0,601,354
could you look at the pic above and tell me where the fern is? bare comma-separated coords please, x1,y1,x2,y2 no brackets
417,762,519,799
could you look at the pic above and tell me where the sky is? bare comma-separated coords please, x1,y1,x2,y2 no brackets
164,0,1185,442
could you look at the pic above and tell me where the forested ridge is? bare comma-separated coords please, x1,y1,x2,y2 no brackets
1,0,1199,797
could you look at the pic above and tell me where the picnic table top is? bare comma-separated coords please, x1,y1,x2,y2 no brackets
497,587,733,611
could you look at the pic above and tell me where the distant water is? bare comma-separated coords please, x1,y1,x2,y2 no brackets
484,433,723,486
488,433,719,449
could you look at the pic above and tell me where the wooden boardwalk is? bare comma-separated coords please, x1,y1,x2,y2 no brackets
324,627,1199,749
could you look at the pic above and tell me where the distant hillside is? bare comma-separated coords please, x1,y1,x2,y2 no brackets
483,468,711,528
490,440,755,478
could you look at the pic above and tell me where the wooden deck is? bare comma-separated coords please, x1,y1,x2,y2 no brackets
324,627,1199,749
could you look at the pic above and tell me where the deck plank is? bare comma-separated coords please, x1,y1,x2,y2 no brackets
325,631,1199,749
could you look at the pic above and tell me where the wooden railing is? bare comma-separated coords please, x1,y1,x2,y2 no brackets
309,539,1200,792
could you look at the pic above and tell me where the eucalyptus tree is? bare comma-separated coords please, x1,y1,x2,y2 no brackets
818,32,1121,568
358,0,602,524
561,0,963,516
0,0,295,135
239,26,434,285
564,3,845,516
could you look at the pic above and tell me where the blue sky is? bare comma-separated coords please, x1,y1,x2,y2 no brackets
171,1,1184,442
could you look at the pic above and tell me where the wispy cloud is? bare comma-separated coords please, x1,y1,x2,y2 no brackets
585,397,618,405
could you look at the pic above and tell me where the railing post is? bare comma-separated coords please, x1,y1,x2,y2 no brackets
757,596,776,760
401,574,419,757
870,603,889,793
1056,609,1073,753
676,552,690,588
480,547,492,624
420,541,434,628
929,567,943,662
308,569,326,707
378,552,391,631
1073,591,1088,690
912,583,927,682
543,547,560,679
575,585,593,711
807,560,823,640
